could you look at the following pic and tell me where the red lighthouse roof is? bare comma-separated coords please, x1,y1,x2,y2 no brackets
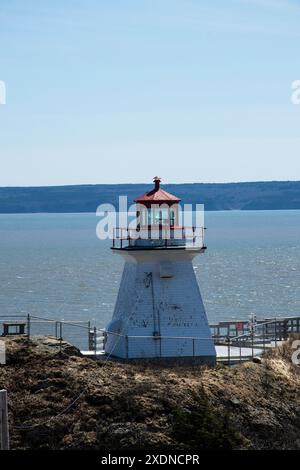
134,177,181,205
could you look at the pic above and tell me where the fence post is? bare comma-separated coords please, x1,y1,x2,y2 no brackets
88,321,91,350
59,322,63,353
283,320,288,341
27,314,30,341
94,327,97,356
227,336,231,366
0,390,9,450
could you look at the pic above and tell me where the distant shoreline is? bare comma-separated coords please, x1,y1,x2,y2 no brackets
1,209,300,216
0,181,300,213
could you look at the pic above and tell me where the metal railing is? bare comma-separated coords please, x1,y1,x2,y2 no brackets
210,316,300,364
105,330,214,360
1,314,299,365
210,316,300,342
105,315,300,364
0,314,105,353
112,226,206,249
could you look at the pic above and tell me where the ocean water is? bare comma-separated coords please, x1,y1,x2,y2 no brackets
0,211,299,347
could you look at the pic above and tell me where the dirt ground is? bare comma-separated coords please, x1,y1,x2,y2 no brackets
0,335,300,450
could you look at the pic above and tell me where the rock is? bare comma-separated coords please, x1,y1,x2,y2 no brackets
230,397,240,406
253,357,262,364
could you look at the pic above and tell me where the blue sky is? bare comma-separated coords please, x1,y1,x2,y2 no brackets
0,0,300,186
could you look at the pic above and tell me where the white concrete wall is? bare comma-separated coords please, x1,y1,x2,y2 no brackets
105,249,216,360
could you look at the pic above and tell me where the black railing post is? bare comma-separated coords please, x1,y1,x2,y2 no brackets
283,320,288,341
125,335,129,359
94,326,97,355
87,321,91,350
239,340,242,364
27,314,30,341
59,322,63,353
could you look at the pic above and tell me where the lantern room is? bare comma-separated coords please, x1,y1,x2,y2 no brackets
112,177,205,250
134,176,181,229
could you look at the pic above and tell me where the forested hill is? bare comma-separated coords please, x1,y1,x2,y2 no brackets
0,181,300,213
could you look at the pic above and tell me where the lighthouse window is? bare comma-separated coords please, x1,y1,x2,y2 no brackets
140,209,147,226
170,209,175,226
147,208,153,225
155,208,169,225
147,207,170,225
154,210,163,224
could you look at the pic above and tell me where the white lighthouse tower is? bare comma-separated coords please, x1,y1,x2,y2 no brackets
105,177,216,364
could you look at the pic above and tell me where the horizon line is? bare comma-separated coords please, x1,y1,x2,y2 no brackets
1,179,300,189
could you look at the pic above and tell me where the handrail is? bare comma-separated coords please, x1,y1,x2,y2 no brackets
215,316,300,343
113,226,202,238
112,225,205,249
0,314,105,334
105,330,212,340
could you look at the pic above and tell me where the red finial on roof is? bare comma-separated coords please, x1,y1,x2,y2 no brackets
153,176,161,190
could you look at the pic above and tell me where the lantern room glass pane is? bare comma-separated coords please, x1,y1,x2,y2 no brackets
170,209,175,226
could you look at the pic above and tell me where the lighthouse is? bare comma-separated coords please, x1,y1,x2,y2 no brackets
105,177,216,364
